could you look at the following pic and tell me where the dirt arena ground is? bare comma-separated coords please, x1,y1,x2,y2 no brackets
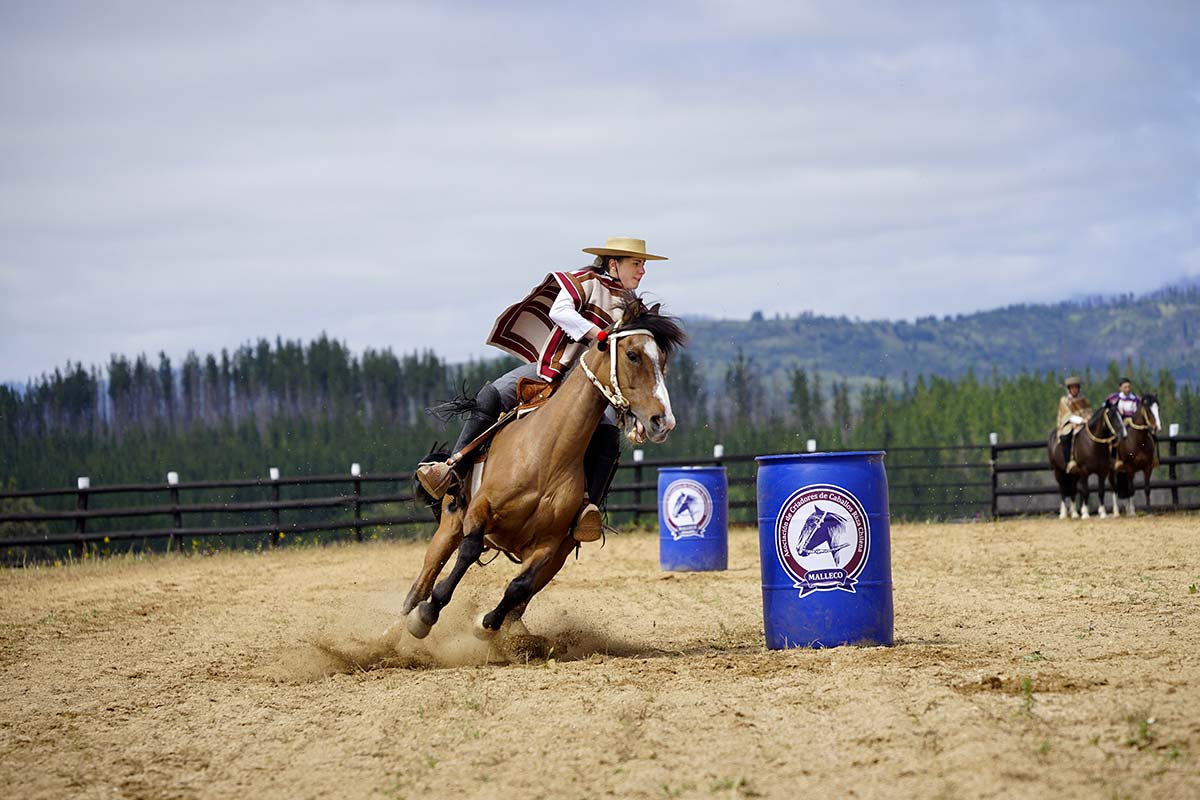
2,515,1198,800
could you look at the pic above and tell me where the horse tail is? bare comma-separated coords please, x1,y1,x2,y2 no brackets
414,442,451,522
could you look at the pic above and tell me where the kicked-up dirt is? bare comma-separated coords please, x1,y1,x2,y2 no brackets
1,515,1198,799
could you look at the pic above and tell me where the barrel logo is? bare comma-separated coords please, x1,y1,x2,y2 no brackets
774,484,870,597
662,479,713,540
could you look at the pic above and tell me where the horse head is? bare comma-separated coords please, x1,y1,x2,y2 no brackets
1141,392,1162,432
592,300,687,444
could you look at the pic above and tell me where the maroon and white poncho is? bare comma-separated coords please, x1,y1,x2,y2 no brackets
486,269,628,381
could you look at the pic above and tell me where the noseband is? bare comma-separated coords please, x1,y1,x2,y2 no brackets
579,328,654,412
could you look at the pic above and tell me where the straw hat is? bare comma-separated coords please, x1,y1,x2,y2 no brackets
582,236,668,261
1064,376,1082,387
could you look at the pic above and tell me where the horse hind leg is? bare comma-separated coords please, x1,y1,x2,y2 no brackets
476,535,576,640
407,525,486,639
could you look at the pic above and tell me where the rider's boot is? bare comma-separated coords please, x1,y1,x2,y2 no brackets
416,385,501,500
1061,433,1077,474
573,424,621,543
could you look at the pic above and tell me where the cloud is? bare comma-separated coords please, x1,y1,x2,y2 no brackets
1,1,1198,381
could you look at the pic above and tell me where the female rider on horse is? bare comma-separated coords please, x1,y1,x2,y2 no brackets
415,236,667,543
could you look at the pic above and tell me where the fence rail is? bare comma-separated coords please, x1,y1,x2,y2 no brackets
3,434,1197,559
989,433,1200,517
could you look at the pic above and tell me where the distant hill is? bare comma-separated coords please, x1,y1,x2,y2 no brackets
682,282,1200,390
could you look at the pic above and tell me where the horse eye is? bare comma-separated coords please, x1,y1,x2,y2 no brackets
626,351,640,364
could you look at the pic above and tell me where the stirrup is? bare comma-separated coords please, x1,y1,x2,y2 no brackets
416,461,457,500
1065,459,1078,475
1113,459,1124,471
572,502,603,543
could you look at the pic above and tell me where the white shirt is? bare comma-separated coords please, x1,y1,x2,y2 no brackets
549,286,595,342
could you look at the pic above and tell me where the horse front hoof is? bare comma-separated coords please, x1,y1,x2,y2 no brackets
1095,506,1104,518
473,613,498,641
406,605,435,639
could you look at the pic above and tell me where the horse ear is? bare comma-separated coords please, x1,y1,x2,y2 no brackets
649,302,662,314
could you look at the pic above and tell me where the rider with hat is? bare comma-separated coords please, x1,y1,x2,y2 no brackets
416,236,668,542
1057,376,1092,474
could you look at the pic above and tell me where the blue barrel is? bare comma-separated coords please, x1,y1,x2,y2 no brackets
756,452,893,649
658,466,728,571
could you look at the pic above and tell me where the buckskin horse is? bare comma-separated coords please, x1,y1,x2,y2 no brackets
1112,393,1162,516
1047,401,1124,519
399,303,686,640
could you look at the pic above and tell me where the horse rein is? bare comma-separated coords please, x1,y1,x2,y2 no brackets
1126,405,1156,433
579,328,654,412
1083,407,1120,444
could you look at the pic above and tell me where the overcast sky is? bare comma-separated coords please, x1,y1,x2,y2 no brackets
2,1,1198,384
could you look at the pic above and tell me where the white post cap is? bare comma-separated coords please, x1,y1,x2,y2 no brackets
713,444,725,459
989,432,999,446
632,449,644,463
167,471,179,486
350,463,361,477
1169,423,1180,437
77,476,90,490
269,467,280,481
806,439,817,453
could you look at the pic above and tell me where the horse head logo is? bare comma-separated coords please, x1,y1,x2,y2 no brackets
795,505,851,565
671,492,698,522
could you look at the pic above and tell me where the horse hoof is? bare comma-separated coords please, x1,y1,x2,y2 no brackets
406,607,433,639
473,613,498,641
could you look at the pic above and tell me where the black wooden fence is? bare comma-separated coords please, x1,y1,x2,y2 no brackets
3,435,1197,561
990,433,1200,517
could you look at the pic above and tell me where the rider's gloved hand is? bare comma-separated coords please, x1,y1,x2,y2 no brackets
1069,415,1083,425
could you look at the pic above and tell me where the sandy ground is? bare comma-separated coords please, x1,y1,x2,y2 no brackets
1,516,1198,800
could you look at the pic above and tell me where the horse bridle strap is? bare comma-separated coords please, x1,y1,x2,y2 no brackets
1083,409,1119,444
1127,407,1155,432
579,328,654,411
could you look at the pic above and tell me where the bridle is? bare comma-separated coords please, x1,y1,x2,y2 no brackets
1083,406,1121,444
1126,402,1157,433
579,328,654,412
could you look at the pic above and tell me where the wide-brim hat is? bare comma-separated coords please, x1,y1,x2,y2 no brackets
582,236,668,261
1064,376,1082,387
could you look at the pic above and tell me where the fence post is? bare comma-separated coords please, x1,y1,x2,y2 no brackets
351,463,363,542
1167,424,1180,509
269,467,281,548
806,439,817,453
167,471,181,552
632,449,644,526
75,476,89,559
988,433,999,519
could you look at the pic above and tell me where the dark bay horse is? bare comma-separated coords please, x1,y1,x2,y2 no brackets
399,305,686,640
1113,393,1162,515
1047,401,1124,519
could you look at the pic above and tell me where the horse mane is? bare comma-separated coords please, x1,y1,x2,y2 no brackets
618,295,688,359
